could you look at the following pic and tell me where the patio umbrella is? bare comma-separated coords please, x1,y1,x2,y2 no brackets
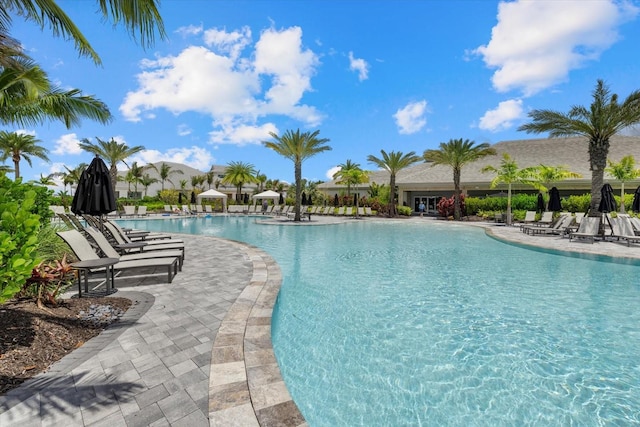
632,185,640,213
70,155,116,230
279,193,284,205
353,193,358,206
334,194,339,207
598,183,617,213
178,192,183,204
243,193,249,204
308,194,313,205
536,193,545,212
301,192,307,205
190,191,196,204
547,187,562,211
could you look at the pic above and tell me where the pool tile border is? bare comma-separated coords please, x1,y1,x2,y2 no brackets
208,241,307,427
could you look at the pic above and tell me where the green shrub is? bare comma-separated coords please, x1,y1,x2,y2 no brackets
0,175,42,303
563,194,590,213
397,205,412,216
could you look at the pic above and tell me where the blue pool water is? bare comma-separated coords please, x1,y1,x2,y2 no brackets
120,216,640,426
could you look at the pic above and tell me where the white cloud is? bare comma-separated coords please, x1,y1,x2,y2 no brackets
120,25,322,144
176,24,203,38
209,121,278,145
478,99,524,132
16,129,36,136
348,51,369,81
52,133,83,155
130,146,215,171
393,100,429,135
177,124,192,136
326,166,340,180
474,0,639,96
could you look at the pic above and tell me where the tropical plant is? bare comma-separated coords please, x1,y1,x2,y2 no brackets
59,163,87,192
334,166,369,218
367,150,421,217
532,164,583,193
0,174,41,303
1,0,166,65
481,153,537,225
263,129,332,221
0,57,112,128
79,137,144,196
437,194,466,218
0,131,49,179
332,159,361,196
221,161,257,203
518,79,640,213
149,162,183,191
423,138,496,220
139,173,159,197
606,155,640,213
125,161,147,197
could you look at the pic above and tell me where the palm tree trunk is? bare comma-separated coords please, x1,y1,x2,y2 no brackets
620,182,626,213
294,162,302,221
12,156,20,179
453,168,461,220
589,139,609,215
389,174,396,217
506,183,512,225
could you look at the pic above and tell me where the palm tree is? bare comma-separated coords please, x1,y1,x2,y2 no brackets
1,0,166,65
533,165,583,193
126,161,146,197
367,150,421,217
606,155,640,213
255,170,267,192
59,163,87,192
221,161,257,203
206,171,215,189
149,162,183,191
518,79,640,214
263,129,332,221
139,173,159,198
424,139,496,220
335,167,369,218
481,153,537,225
78,137,145,196
0,131,49,179
0,57,112,128
332,159,361,196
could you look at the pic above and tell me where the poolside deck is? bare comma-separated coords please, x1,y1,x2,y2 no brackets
1,214,637,426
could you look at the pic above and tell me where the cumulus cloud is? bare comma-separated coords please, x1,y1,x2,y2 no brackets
130,146,215,171
393,100,429,134
177,124,192,136
478,99,524,132
52,133,83,155
120,25,322,144
348,51,369,81
474,0,638,95
175,24,203,38
209,121,278,145
326,166,341,181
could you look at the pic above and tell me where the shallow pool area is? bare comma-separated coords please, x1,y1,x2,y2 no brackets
120,216,640,426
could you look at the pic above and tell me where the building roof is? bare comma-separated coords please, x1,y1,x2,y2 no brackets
319,135,640,191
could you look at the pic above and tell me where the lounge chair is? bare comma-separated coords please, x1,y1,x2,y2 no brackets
85,227,184,270
610,217,640,246
123,205,136,217
205,205,213,214
101,221,185,255
526,214,573,236
103,218,177,242
196,205,204,215
365,207,373,216
569,216,601,243
57,229,179,284
137,205,148,217
518,211,536,227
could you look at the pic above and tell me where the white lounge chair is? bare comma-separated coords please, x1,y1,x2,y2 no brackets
123,205,136,217
137,205,148,217
569,216,601,243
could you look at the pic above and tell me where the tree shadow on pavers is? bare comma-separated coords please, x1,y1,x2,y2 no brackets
0,372,144,422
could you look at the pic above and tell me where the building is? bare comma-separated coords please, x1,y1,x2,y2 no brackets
318,136,640,215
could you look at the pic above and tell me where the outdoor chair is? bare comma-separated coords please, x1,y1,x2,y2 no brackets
568,216,601,243
526,214,573,236
123,205,136,217
101,221,185,255
136,205,148,217
57,229,179,285
610,217,640,246
205,205,213,213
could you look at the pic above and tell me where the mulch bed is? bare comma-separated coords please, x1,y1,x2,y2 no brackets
0,297,131,395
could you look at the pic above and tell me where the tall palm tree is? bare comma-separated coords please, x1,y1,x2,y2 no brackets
481,153,537,225
533,165,583,193
78,137,144,196
367,150,421,217
255,170,267,192
221,161,257,203
332,159,361,196
263,129,332,221
606,155,640,213
0,0,166,65
139,173,159,198
59,163,87,192
149,162,183,191
424,139,496,220
126,161,146,197
0,57,112,128
518,79,640,213
0,131,49,179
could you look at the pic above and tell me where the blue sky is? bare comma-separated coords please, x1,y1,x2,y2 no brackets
8,0,640,188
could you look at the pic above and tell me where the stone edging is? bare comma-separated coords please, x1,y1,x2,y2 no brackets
208,241,307,427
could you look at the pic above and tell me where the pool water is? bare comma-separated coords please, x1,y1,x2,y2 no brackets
120,216,640,426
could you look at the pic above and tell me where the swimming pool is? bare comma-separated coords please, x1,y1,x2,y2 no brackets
120,216,640,426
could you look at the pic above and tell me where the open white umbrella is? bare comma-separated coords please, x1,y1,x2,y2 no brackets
197,189,227,212
252,190,281,201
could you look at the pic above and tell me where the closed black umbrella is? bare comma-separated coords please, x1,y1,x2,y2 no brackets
71,156,116,230
243,193,249,204
190,191,196,204
547,187,562,211
536,193,545,212
353,193,358,206
632,185,640,213
178,192,183,204
301,192,307,205
598,183,617,213
278,193,284,205
334,194,339,207
308,194,313,205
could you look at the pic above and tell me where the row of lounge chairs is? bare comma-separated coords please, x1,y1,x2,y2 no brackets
225,204,374,217
164,204,214,215
56,213,184,293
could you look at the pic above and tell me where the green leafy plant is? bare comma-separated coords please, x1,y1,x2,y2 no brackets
0,175,42,303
